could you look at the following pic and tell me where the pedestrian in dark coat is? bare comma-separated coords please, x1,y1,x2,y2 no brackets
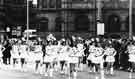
2,40,12,65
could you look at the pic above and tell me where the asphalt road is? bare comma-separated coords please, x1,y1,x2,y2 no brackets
0,65,135,79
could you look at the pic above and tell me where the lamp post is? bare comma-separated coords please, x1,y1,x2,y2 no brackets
26,0,37,43
129,0,133,40
97,0,102,22
26,0,29,43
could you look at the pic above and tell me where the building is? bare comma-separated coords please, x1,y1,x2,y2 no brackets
33,0,135,38
0,0,135,38
0,0,4,31
35,0,96,37
0,0,27,38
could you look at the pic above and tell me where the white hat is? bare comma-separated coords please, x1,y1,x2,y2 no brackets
78,37,83,40
96,38,100,42
61,38,66,41
91,38,94,41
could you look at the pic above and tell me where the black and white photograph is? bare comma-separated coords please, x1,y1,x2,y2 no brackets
0,0,135,79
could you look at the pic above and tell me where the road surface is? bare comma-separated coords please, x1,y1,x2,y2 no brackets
0,65,135,79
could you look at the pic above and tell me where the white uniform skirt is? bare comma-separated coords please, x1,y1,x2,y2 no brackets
91,56,103,64
11,51,20,59
129,54,135,62
87,53,94,61
34,53,42,61
106,56,115,62
75,51,83,57
27,52,35,63
68,56,79,64
20,51,28,59
43,55,54,63
57,53,67,61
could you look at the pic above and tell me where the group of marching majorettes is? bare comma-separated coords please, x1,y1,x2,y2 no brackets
8,39,86,77
8,38,117,75
0,38,121,76
1,34,135,77
87,41,117,75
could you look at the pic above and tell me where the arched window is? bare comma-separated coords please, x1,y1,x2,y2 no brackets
56,0,61,8
38,17,49,32
107,14,121,33
55,17,63,32
74,15,89,32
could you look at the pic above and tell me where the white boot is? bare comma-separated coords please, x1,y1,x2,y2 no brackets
80,63,83,71
129,69,133,79
100,69,105,79
49,68,54,77
110,67,114,75
93,66,96,73
73,71,77,79
129,72,132,79
44,72,48,76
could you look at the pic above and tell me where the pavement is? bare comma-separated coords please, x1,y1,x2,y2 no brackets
0,64,135,79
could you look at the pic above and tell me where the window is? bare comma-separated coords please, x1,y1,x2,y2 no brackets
42,0,48,8
120,0,128,2
13,0,25,4
0,0,4,5
49,0,56,8
56,0,62,8
55,17,63,32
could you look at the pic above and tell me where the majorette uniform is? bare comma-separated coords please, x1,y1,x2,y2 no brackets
128,45,135,63
87,45,96,61
43,45,54,63
46,33,56,41
76,43,85,57
34,45,43,61
51,45,59,62
58,45,68,61
91,47,104,64
11,45,20,59
68,47,79,64
19,45,28,59
104,47,116,62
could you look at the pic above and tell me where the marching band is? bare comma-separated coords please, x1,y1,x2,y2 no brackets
0,33,135,78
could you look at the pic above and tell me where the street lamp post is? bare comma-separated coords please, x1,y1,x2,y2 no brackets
27,0,29,43
129,0,133,40
26,0,37,43
97,0,102,21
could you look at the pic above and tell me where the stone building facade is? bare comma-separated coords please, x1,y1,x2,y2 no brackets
0,0,135,38
35,0,135,36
